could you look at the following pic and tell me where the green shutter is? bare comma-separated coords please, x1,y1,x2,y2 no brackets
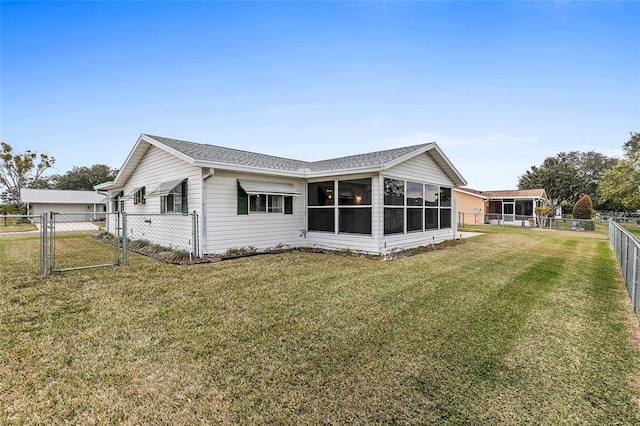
284,196,293,214
181,180,188,214
237,182,248,215
160,196,166,213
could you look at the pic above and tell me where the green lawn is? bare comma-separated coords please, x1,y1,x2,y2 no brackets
1,226,639,424
0,216,37,233
622,223,640,239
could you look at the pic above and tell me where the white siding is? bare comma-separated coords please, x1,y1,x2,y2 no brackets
118,145,202,215
28,203,105,216
205,170,306,254
105,146,203,254
384,151,453,185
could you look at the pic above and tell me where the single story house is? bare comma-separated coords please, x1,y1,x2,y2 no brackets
96,134,467,255
455,187,548,226
20,188,107,221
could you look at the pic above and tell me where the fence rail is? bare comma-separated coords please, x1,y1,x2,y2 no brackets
2,211,199,274
609,221,640,321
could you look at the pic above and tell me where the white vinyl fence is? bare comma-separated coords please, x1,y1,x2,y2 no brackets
609,221,640,321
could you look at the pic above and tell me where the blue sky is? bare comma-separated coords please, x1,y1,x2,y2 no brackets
1,1,639,189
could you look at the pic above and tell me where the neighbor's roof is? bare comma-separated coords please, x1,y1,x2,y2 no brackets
20,188,106,204
456,187,547,199
106,133,467,189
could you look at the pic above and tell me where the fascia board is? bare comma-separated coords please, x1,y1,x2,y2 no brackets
382,143,436,170
427,144,467,187
192,161,306,178
111,136,150,187
94,181,114,190
141,134,197,165
301,165,383,179
454,188,488,199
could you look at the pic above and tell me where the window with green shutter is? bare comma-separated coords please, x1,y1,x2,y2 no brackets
284,196,293,214
237,182,248,215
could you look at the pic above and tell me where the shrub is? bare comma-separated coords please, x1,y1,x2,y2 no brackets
573,194,593,219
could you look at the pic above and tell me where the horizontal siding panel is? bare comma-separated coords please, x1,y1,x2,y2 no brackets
117,146,202,215
205,171,306,254
382,229,457,251
385,152,454,186
305,232,379,253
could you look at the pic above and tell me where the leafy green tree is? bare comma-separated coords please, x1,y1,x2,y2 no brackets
518,156,582,206
562,151,618,207
623,131,640,169
519,151,618,207
52,164,118,191
0,142,55,204
599,160,640,211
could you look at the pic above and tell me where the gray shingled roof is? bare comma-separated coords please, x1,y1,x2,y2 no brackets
306,143,432,172
148,135,308,172
145,134,432,172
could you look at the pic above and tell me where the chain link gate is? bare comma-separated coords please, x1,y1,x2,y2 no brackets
40,211,127,275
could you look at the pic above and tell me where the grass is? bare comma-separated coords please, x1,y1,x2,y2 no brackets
622,223,640,239
0,217,38,233
1,226,639,424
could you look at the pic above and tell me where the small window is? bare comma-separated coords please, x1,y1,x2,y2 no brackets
268,195,283,213
250,194,267,213
133,187,146,205
249,194,284,214
160,180,187,214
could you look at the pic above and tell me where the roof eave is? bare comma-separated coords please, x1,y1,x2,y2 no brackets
192,160,305,178
303,165,383,179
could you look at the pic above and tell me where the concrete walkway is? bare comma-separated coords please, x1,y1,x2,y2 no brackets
458,231,484,239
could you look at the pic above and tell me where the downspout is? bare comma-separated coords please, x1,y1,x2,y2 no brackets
201,168,215,255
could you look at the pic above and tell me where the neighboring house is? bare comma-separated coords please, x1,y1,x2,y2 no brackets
455,187,548,226
20,188,106,221
96,134,467,255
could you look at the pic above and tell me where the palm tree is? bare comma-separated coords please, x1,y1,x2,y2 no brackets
1,203,17,227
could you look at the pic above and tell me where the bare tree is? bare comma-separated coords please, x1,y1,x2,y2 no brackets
0,142,55,204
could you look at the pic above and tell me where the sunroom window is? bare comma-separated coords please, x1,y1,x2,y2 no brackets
307,178,372,235
384,179,452,234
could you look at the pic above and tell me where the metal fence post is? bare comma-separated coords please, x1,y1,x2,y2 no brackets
41,212,48,275
122,211,127,266
49,212,55,274
632,244,638,313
